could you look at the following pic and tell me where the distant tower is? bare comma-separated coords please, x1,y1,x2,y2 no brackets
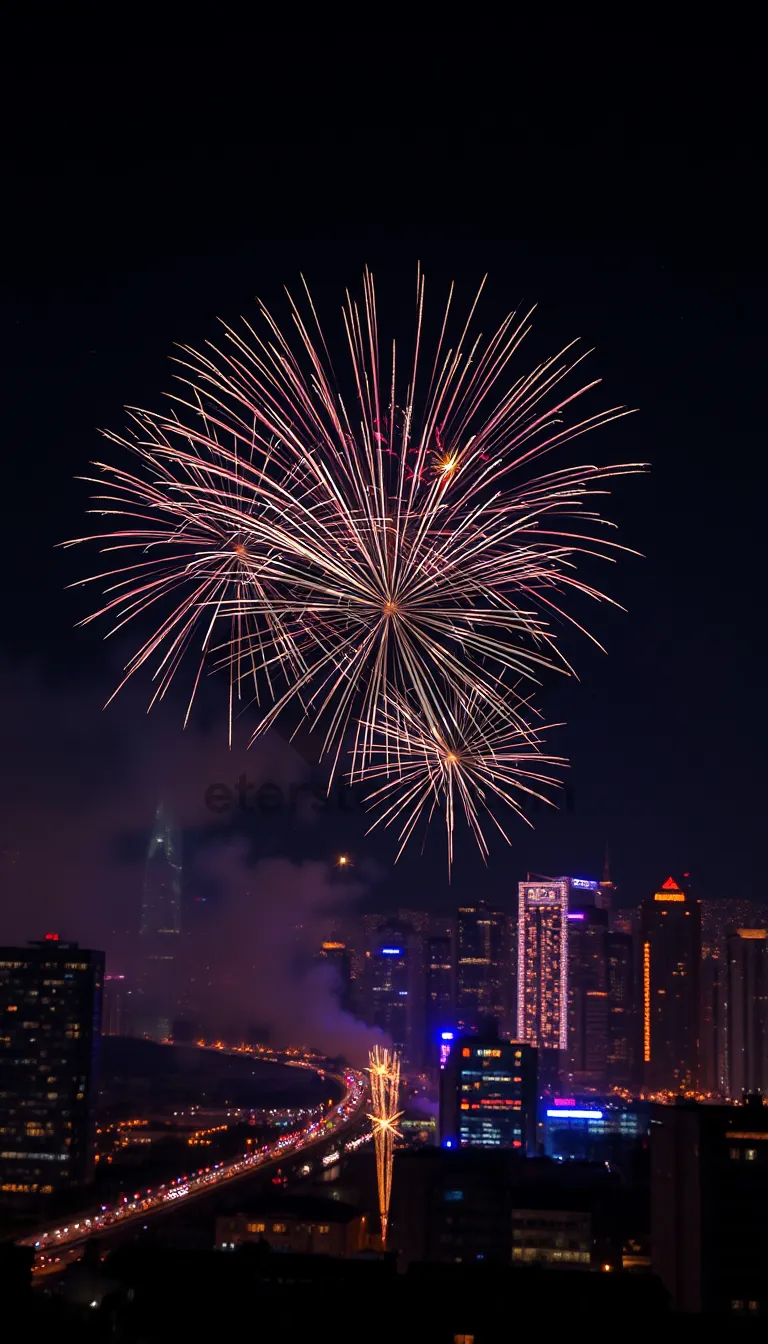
598,841,616,910
138,801,182,1039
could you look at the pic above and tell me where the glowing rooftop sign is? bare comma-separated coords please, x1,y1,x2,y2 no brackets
571,878,598,890
568,913,585,921
546,1108,604,1120
380,947,402,955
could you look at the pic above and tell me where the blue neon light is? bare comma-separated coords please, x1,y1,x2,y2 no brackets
571,878,598,889
440,1030,455,1040
545,1108,604,1120
443,1139,454,1148
380,947,402,955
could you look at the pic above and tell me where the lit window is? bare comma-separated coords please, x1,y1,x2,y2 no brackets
246,1221,265,1233
272,1223,286,1233
454,1337,475,1344
732,1300,744,1312
316,1224,330,1233
748,1301,759,1312
729,1148,741,1160
745,1149,757,1161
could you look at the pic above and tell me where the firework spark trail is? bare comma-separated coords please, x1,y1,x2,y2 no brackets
360,691,566,871
65,270,643,856
367,1046,402,1247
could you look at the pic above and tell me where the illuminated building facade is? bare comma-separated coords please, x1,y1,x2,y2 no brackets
651,1094,768,1313
725,928,768,1099
516,878,569,1050
542,1098,649,1162
606,930,636,1086
439,1032,537,1153
565,905,609,1087
138,800,182,1039
365,921,419,1062
456,903,507,1033
640,877,701,1093
0,936,103,1197
425,935,453,1065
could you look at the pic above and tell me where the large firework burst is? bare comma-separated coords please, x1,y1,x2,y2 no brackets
66,269,640,855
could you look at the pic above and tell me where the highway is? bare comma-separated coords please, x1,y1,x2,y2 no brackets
20,1049,368,1276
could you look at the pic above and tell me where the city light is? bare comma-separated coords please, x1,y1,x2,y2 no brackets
643,941,652,1062
545,1109,604,1120
367,1045,402,1247
380,947,402,956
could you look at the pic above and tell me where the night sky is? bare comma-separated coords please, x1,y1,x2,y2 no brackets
3,42,766,963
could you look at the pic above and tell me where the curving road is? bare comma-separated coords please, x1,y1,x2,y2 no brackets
20,1049,368,1276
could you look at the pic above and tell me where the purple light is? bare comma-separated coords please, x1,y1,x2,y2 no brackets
567,912,585,921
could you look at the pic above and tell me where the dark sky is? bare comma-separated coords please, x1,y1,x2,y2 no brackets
2,35,766,958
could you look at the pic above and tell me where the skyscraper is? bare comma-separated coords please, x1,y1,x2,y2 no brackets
456,903,507,1033
440,1031,538,1153
725,928,768,1099
0,936,103,1198
318,941,353,1013
606,930,636,1087
425,935,453,1065
566,905,609,1087
516,877,569,1051
641,877,701,1093
365,920,418,1063
138,801,182,1039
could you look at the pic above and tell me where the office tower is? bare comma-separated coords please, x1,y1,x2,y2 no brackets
725,928,768,1099
425,935,453,1065
516,877,569,1052
102,973,129,1036
456,903,507,1034
138,800,182,1039
606,930,635,1086
365,920,420,1064
566,905,609,1088
700,898,768,958
651,1094,768,1313
439,1032,538,1153
598,842,617,910
640,877,701,1093
700,952,725,1096
0,936,103,1198
392,1149,623,1272
318,941,353,1013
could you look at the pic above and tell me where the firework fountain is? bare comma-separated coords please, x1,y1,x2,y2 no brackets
367,1045,402,1247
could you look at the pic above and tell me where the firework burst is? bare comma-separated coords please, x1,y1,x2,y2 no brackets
361,692,565,870
66,269,641,855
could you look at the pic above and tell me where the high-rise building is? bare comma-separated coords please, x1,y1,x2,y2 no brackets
606,931,635,1086
640,877,701,1093
102,973,129,1036
365,920,418,1063
700,951,725,1096
566,905,609,1088
598,842,617,911
425,935,453,1066
439,1031,538,1153
318,941,353,1013
516,877,569,1052
651,1094,768,1313
0,936,103,1198
456,903,507,1034
138,800,182,1039
725,928,768,1099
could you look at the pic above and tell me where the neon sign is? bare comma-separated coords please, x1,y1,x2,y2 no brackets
571,878,598,890
380,947,402,955
545,1109,604,1120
